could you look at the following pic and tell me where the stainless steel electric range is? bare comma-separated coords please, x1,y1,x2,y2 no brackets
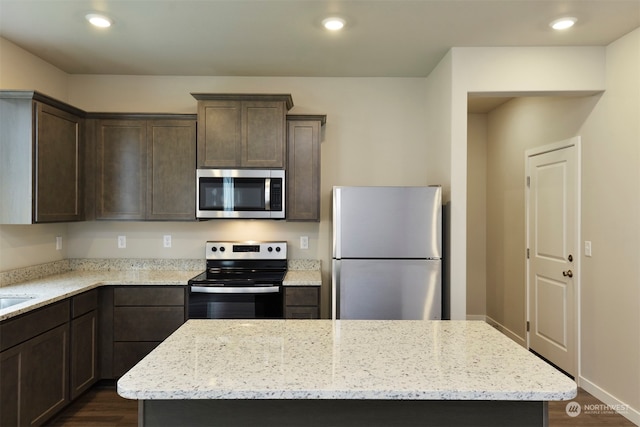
187,241,287,319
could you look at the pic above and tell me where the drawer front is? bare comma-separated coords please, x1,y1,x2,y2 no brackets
72,289,98,318
285,306,319,319
113,306,184,341
0,301,70,352
285,287,319,306
114,287,185,306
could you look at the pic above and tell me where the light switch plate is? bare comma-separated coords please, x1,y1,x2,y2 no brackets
118,235,126,249
300,236,309,249
584,240,592,257
163,235,172,248
55,236,62,251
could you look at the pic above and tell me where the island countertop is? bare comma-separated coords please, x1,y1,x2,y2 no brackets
117,319,577,402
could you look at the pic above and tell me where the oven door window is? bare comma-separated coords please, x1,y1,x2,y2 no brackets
200,177,266,211
189,291,283,319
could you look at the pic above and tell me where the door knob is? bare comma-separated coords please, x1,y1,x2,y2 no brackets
563,270,573,278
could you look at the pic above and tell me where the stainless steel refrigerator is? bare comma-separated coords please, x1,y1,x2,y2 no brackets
332,186,442,320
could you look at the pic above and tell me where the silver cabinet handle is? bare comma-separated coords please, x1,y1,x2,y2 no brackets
191,286,280,294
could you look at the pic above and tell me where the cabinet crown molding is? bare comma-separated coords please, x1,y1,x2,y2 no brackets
191,93,294,111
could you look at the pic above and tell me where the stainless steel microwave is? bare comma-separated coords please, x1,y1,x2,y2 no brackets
196,169,285,219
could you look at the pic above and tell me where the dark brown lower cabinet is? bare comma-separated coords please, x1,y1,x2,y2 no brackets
0,321,69,427
284,286,321,319
70,290,98,400
108,286,186,378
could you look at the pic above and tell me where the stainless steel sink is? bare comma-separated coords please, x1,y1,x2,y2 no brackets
0,296,35,309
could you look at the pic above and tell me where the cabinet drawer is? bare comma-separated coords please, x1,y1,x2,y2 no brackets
72,289,98,318
113,306,184,341
114,287,185,306
285,307,319,319
284,287,319,306
0,300,70,352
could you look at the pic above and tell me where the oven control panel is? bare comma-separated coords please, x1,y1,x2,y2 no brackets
205,241,287,260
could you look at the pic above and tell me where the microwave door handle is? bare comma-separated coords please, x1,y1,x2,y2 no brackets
265,178,271,211
191,285,280,294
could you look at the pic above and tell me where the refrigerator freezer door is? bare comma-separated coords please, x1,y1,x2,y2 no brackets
333,186,441,259
333,259,441,320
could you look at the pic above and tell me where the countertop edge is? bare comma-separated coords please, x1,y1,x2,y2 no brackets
0,268,321,321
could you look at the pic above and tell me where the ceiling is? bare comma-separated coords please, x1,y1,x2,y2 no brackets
1,0,639,79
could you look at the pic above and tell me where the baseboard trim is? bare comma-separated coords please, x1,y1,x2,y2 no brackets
579,376,640,426
484,316,526,348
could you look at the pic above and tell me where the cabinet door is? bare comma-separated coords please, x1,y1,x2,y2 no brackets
197,100,241,167
284,286,320,319
242,101,286,168
35,102,84,222
95,119,147,220
24,323,69,426
0,345,24,427
70,310,97,400
146,120,197,220
286,118,322,221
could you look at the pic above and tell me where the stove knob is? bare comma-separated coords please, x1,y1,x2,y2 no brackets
275,246,281,252
267,246,273,252
220,246,226,252
211,246,217,252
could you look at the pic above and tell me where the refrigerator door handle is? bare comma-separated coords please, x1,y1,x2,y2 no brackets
332,259,341,319
333,187,342,258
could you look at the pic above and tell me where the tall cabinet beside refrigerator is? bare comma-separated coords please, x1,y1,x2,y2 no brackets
332,186,442,320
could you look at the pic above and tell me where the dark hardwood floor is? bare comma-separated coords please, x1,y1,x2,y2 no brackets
45,384,636,427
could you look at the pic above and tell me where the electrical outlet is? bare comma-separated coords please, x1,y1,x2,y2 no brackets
118,235,126,249
55,236,62,251
163,235,172,248
300,236,309,249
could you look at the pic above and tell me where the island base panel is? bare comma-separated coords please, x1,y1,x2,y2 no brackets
141,399,548,427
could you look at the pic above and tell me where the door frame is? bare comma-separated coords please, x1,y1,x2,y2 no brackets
524,136,581,381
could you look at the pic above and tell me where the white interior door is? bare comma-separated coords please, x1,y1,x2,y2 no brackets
527,140,578,376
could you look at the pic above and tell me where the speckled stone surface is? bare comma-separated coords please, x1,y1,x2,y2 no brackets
0,269,201,321
0,258,321,320
117,319,577,401
287,259,320,271
283,270,321,287
284,259,321,287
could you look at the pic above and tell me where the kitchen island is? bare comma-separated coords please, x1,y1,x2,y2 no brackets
118,319,576,427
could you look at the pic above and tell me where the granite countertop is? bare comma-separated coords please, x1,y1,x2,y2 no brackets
0,269,201,321
117,319,577,402
0,259,321,321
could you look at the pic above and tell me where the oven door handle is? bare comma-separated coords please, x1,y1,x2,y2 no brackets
190,285,280,294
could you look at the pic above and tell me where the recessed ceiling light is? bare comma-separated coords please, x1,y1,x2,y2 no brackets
322,17,346,31
550,17,577,30
86,13,113,28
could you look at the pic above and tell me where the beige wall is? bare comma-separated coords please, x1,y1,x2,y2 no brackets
578,28,640,417
479,30,640,421
485,95,600,341
466,114,487,318
0,38,71,269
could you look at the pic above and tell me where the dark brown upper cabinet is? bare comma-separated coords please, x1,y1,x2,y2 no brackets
0,91,85,224
90,114,196,221
192,94,293,168
286,115,326,222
